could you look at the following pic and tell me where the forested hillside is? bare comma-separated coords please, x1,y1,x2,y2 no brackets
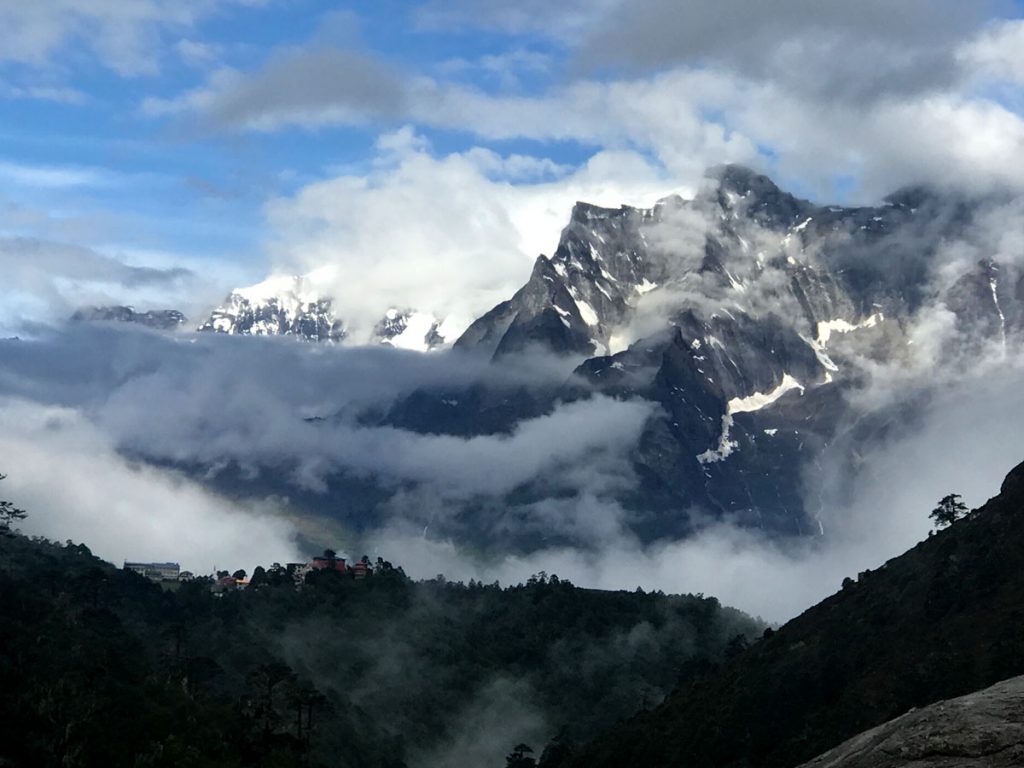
0,530,759,768
549,460,1024,768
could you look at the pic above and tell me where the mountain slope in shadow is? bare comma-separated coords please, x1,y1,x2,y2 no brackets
554,460,1024,768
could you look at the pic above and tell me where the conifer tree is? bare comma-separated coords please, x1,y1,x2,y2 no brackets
930,493,969,529
0,473,27,537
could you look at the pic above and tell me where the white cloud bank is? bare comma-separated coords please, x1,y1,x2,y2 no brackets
264,128,677,340
0,398,301,574
368,359,1024,623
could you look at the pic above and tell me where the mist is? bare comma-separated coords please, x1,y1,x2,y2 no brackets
1,185,1022,623
0,398,302,574
0,326,1020,623
371,356,1024,623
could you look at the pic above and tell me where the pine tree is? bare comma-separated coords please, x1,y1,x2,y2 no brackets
930,493,969,529
0,473,27,537
506,744,537,768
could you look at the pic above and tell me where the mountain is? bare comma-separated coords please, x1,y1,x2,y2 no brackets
797,675,1024,768
197,275,449,350
70,305,187,330
547,460,1024,768
373,308,447,350
172,165,1021,548
453,166,997,361
455,197,664,358
197,274,346,342
384,165,1020,539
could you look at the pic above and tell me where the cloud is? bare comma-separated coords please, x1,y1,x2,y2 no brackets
4,228,1024,623
0,398,301,574
960,18,1024,85
574,0,990,102
174,38,223,69
134,3,1023,206
367,359,1024,624
0,326,651,529
408,70,762,170
143,47,406,131
410,678,547,768
0,237,196,332
417,0,998,105
264,128,674,339
0,160,116,189
0,0,266,77
435,49,554,91
413,0,618,38
411,67,1024,202
0,83,88,104
739,89,1024,200
94,348,654,507
286,65,1019,206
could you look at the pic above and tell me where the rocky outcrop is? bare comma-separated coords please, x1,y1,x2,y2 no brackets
70,305,187,330
798,675,1024,768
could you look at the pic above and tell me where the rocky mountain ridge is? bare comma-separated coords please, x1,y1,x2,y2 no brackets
384,165,1022,537
196,274,449,350
196,274,346,343
70,305,187,330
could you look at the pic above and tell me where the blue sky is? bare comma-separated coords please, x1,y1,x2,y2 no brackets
1,0,1023,330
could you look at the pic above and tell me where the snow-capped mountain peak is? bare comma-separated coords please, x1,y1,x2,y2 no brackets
198,274,346,342
374,309,447,352
198,275,457,350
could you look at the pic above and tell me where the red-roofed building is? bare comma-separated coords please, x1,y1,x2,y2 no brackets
311,554,346,572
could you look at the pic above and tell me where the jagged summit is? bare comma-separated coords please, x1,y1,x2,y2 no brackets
703,163,813,229
457,163,1016,366
197,275,452,350
883,183,942,209
706,162,782,193
198,274,346,342
567,200,634,223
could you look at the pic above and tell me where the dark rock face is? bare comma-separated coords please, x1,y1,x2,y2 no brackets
456,166,1009,364
797,675,1024,768
571,311,838,533
947,259,1020,343
70,306,187,330
374,310,411,342
455,200,658,358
